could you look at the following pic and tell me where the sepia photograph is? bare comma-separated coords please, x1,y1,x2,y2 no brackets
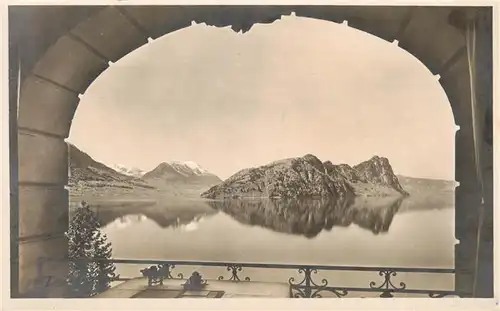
5,3,495,305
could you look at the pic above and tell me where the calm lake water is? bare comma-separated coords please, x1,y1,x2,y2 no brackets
77,195,456,296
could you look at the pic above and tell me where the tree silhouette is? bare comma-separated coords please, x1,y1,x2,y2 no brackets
66,201,117,297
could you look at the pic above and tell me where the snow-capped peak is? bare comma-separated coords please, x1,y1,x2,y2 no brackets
170,161,209,176
113,164,145,178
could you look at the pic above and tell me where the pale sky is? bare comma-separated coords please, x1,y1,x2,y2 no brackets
67,15,456,181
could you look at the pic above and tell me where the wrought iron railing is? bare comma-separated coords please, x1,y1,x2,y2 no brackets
37,257,458,298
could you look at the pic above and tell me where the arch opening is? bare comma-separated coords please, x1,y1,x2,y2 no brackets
13,6,492,299
65,15,457,294
69,15,456,182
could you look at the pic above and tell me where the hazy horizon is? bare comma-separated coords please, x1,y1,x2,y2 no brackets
67,15,456,181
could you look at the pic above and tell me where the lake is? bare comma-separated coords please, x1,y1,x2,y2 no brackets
80,194,455,297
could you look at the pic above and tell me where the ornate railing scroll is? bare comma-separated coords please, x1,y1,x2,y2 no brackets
288,267,457,298
37,257,457,298
217,264,251,282
288,268,347,298
369,269,407,298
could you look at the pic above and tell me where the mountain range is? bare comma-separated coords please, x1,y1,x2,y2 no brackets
201,154,409,200
68,143,154,190
67,143,220,198
68,144,455,206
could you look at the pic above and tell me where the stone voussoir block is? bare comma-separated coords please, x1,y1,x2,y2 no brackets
454,131,479,186
18,236,68,297
18,131,68,185
454,235,479,296
439,53,472,108
295,6,410,42
19,185,69,240
339,6,412,42
32,34,109,94
120,6,196,39
398,7,466,74
70,6,149,63
18,75,80,138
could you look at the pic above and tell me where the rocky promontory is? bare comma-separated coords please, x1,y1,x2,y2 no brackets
201,154,409,200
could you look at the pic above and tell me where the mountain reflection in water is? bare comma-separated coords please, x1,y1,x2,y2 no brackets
87,195,453,272
207,196,404,238
76,196,405,239
70,200,217,230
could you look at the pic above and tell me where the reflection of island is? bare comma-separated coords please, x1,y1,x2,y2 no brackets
207,196,404,238
348,196,403,234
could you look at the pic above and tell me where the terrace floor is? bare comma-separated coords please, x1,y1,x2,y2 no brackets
94,277,291,298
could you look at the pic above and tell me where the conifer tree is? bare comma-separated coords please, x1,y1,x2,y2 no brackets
66,201,117,297
93,230,117,294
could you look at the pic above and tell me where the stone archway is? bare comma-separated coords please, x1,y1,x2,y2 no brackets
10,5,493,298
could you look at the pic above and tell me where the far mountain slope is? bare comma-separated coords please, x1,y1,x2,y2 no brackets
396,175,456,209
142,161,222,187
68,143,155,192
